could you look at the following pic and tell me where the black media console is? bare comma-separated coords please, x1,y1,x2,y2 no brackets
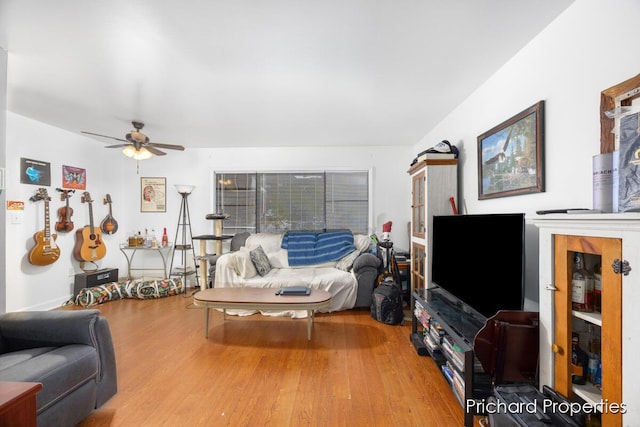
410,287,492,427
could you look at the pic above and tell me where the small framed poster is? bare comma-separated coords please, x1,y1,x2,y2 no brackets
62,165,87,189
20,158,51,186
141,177,166,212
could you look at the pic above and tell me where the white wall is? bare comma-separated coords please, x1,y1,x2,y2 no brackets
4,114,127,311
6,0,640,312
1,47,7,312
414,0,640,309
3,112,411,311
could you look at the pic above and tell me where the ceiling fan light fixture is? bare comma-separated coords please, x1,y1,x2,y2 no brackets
122,146,152,160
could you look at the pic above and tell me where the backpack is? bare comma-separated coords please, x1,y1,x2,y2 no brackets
371,277,404,325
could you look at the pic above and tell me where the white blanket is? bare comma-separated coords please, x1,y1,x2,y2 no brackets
213,233,358,318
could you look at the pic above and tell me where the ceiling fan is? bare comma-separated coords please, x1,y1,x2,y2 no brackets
81,121,185,159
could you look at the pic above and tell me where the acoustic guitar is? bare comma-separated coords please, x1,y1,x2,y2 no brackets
28,188,61,266
73,191,107,262
100,194,118,235
55,188,75,232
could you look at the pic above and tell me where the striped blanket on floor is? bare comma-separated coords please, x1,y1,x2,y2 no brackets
281,230,355,266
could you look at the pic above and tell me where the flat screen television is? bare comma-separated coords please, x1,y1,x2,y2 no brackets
430,213,525,318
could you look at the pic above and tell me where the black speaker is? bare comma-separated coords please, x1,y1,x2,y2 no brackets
410,332,429,356
74,268,119,296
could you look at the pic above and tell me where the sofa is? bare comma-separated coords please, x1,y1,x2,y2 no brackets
0,309,117,426
213,231,382,317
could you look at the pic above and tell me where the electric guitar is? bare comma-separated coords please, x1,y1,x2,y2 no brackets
73,191,107,261
28,188,61,266
100,194,119,235
55,188,75,232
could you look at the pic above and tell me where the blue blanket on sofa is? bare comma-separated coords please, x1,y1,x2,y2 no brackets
281,230,356,266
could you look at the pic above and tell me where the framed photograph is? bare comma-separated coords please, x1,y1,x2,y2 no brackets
477,100,545,200
141,177,166,212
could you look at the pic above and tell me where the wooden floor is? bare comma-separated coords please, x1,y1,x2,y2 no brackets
60,291,482,427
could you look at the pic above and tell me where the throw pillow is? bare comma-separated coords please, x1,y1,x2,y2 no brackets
231,249,258,279
354,234,374,253
336,249,360,272
250,245,272,276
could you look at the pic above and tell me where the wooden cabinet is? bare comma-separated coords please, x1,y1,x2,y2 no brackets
534,214,640,427
407,159,457,294
411,242,425,290
411,169,426,237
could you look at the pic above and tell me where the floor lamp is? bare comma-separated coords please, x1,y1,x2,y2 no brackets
170,185,199,293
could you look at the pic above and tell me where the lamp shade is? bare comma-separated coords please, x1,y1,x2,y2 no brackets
123,146,153,160
175,184,195,194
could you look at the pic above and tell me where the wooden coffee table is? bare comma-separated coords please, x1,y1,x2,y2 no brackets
193,287,332,340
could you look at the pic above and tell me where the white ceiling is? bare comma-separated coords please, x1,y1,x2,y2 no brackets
0,0,574,149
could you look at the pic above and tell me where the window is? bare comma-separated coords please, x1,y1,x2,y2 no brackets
215,171,369,234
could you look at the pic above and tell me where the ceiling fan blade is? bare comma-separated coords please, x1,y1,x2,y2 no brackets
146,146,167,156
147,142,185,151
81,131,128,143
104,144,131,149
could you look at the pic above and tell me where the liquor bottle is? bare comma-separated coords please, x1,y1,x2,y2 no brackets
571,332,589,384
572,252,594,311
161,227,169,247
594,356,602,389
144,229,151,248
585,412,602,427
593,263,602,312
586,325,601,384
151,229,158,248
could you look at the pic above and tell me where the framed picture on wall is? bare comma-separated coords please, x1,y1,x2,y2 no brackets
140,177,166,212
62,165,86,190
477,100,545,200
20,158,51,186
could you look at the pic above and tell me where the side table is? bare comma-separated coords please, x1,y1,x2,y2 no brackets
0,381,42,427
119,244,173,279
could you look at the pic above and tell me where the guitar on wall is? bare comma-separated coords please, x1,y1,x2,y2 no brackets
55,188,75,232
100,194,118,235
73,191,107,262
28,188,61,266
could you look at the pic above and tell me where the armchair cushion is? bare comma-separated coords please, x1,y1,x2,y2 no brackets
0,344,98,413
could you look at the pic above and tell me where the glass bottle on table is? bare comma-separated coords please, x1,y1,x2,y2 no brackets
572,252,594,312
151,229,158,248
162,227,169,247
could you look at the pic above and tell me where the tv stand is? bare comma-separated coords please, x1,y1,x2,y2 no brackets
410,287,491,427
